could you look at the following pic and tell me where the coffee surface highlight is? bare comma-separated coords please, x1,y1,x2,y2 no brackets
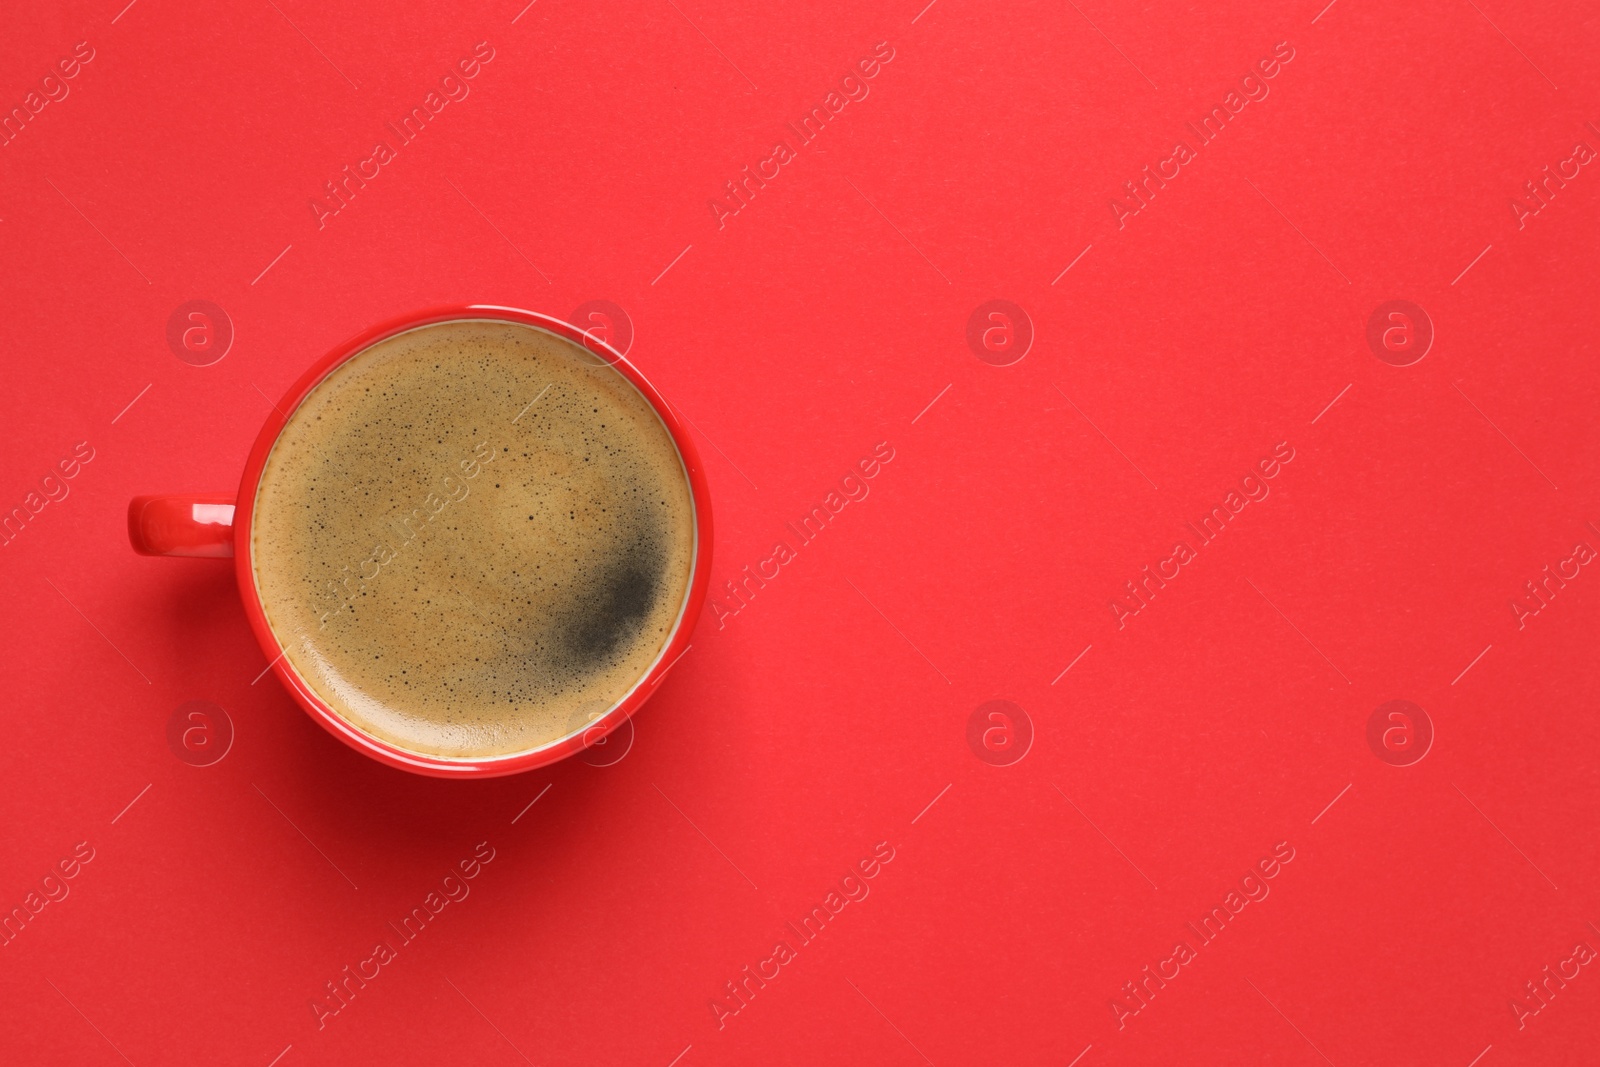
251,319,695,758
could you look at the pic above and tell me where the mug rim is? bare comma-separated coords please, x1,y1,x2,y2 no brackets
231,304,713,778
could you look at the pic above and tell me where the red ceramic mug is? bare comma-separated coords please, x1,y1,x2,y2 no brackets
128,305,712,778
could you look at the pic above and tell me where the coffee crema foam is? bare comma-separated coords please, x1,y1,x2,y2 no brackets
250,319,695,759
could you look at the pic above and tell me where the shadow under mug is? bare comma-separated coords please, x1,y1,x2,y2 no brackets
128,305,714,778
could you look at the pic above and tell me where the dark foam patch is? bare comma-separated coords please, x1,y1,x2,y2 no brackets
558,512,668,667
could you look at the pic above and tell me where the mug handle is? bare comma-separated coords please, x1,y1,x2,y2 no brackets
128,495,236,558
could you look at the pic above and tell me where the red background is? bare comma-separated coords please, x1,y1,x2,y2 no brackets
2,1,1598,1064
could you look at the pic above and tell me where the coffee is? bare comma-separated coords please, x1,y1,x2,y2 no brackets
250,319,696,759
